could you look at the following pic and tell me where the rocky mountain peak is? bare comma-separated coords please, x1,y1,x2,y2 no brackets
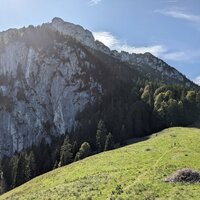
0,18,196,157
51,17,65,24
46,17,97,49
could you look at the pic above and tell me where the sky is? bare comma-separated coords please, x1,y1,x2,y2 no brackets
0,0,200,84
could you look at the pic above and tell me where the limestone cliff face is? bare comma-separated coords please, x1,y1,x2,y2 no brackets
0,22,102,156
0,18,195,156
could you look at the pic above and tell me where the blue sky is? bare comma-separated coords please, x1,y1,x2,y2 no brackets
0,0,200,84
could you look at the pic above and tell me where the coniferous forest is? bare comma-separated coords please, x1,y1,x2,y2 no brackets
0,79,199,194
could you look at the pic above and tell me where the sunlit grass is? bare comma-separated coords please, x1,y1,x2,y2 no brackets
1,127,200,200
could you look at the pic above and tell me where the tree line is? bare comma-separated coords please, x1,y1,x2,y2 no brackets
0,80,199,194
0,120,114,194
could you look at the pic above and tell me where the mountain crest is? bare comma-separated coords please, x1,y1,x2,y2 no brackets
47,17,97,49
0,18,197,156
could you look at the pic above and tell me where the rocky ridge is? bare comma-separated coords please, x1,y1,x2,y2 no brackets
47,18,189,84
0,19,103,156
0,18,192,85
0,18,195,156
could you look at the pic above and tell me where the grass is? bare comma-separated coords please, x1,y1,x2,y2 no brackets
1,127,200,200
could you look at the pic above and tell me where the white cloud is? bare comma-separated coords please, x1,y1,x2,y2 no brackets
92,31,166,56
193,76,200,86
163,51,200,62
93,31,200,63
162,51,187,61
155,8,200,23
88,0,102,6
93,32,118,48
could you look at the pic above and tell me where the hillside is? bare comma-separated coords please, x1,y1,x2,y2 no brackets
0,18,199,157
1,127,200,200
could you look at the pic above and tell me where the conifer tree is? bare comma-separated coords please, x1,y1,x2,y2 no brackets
96,120,107,152
59,136,73,166
0,171,7,194
104,132,114,151
24,151,36,182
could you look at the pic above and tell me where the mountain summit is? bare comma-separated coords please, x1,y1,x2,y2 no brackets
0,18,198,156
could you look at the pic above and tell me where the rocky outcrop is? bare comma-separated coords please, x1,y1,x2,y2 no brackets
0,25,102,156
0,18,195,156
95,40,189,84
46,17,97,49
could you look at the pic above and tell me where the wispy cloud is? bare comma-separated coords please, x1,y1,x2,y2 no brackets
193,76,200,86
162,51,186,61
155,8,200,23
88,0,102,6
93,31,200,63
163,50,200,62
93,31,166,56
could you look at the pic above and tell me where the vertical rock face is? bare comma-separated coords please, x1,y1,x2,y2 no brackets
0,24,102,156
0,18,195,156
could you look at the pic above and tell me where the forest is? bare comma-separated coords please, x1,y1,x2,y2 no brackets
0,78,199,194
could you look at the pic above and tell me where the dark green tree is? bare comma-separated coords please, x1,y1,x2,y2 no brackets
75,142,91,161
24,151,37,182
11,153,26,187
59,136,73,166
0,171,7,194
72,141,78,157
104,132,114,151
96,120,107,152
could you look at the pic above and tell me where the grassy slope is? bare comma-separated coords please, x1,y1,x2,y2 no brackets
1,127,200,200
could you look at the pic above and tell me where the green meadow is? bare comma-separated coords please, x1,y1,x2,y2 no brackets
1,127,200,200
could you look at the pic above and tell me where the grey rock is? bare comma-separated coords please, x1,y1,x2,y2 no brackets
0,18,194,156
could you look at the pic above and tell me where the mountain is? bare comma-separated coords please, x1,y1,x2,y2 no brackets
0,17,199,157
1,127,200,200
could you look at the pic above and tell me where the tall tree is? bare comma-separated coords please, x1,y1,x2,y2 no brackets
59,136,73,166
104,133,114,151
24,151,37,182
0,171,7,194
96,120,107,152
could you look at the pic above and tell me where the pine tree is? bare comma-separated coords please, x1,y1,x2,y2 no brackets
72,141,78,157
24,151,37,182
96,120,107,152
53,160,59,169
12,153,26,187
11,155,19,188
104,132,114,151
59,136,73,166
0,171,7,194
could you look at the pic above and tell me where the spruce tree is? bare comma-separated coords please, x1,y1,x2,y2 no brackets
59,136,73,166
0,171,7,194
11,155,19,188
12,153,26,187
96,120,107,152
104,132,114,151
24,151,37,182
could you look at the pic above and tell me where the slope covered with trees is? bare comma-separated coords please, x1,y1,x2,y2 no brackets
0,24,199,194
0,75,199,194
